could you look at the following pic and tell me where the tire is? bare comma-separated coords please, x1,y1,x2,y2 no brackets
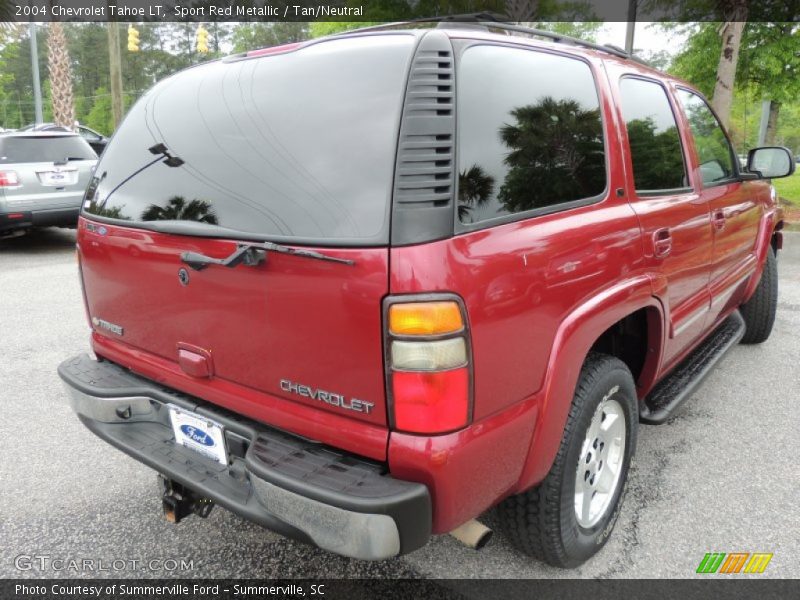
498,353,638,568
740,247,778,344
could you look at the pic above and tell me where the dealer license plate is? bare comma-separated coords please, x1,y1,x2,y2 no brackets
39,169,78,186
168,405,228,465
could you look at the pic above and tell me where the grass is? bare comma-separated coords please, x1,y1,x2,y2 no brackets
774,170,800,206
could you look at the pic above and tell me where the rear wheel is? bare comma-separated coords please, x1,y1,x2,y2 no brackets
740,247,778,344
498,353,638,567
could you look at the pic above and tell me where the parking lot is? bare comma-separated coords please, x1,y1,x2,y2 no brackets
1,227,798,580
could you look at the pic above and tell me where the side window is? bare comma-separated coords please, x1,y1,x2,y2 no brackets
457,45,606,225
619,77,688,194
675,89,737,186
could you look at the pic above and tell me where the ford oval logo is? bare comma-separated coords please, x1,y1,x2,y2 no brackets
180,424,215,447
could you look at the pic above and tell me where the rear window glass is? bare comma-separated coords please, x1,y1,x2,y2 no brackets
85,35,414,244
0,136,96,163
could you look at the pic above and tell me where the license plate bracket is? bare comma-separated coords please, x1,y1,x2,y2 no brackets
168,405,228,465
39,169,78,186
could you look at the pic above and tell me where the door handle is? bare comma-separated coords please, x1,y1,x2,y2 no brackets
712,209,726,230
652,228,672,259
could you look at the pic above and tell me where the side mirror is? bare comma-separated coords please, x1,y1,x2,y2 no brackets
747,146,796,179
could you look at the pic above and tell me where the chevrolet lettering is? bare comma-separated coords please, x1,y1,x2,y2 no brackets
279,379,375,414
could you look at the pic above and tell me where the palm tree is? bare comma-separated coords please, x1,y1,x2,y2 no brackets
141,197,219,224
458,165,495,222
47,22,75,129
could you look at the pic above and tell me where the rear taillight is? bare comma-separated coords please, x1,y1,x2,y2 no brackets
0,170,20,187
385,296,472,434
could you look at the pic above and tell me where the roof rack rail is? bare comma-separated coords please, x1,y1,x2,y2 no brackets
332,13,651,67
329,12,504,35
473,22,651,66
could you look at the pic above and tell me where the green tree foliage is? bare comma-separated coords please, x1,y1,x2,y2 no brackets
309,22,379,38
626,118,686,190
775,103,800,153
670,23,800,102
667,24,719,95
715,83,800,153
740,23,800,105
84,87,113,136
668,22,800,147
232,23,309,52
306,3,603,39
0,23,238,131
0,28,18,128
533,22,602,41
0,26,48,128
66,24,109,122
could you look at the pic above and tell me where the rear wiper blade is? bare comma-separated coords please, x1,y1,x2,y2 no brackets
260,240,355,266
180,241,354,271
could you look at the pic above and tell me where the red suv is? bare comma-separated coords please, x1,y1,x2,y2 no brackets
59,22,794,567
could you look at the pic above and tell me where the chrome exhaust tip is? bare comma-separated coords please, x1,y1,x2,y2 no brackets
449,519,493,550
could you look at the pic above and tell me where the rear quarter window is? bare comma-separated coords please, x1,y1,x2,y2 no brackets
456,44,607,226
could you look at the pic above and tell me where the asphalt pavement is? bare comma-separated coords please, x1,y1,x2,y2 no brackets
1,227,798,580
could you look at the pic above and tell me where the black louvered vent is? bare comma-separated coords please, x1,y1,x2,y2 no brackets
391,31,456,246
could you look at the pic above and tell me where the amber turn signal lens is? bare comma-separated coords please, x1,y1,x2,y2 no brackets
389,301,464,336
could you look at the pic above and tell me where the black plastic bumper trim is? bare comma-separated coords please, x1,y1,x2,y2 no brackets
76,414,315,547
58,354,431,557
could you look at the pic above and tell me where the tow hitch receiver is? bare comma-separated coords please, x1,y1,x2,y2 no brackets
159,476,214,524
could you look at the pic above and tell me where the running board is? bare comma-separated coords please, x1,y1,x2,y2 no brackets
640,311,745,425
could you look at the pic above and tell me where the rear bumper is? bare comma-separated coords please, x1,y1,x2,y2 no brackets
0,207,79,231
58,354,431,560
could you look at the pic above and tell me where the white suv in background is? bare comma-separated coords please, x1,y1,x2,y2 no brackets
0,131,97,236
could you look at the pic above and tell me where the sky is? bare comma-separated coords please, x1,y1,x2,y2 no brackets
597,22,689,57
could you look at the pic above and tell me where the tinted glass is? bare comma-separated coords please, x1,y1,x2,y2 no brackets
675,89,736,185
457,45,606,225
0,136,96,163
619,78,687,193
85,35,414,243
